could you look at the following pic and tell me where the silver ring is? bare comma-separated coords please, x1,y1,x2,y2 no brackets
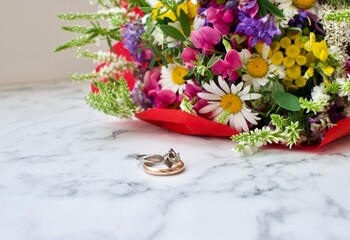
163,148,180,167
136,154,164,163
136,148,181,168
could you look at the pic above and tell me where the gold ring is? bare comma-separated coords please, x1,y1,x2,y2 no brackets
143,159,185,176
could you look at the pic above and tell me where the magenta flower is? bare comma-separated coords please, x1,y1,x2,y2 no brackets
182,47,200,68
345,60,350,75
211,49,242,81
191,26,221,54
184,81,207,114
184,81,202,100
148,90,183,109
143,67,161,95
206,7,234,35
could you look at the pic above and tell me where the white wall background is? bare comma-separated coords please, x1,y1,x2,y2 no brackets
0,0,97,85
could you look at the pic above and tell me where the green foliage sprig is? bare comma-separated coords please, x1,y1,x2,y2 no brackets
86,78,137,118
232,114,302,154
325,9,350,22
55,36,96,52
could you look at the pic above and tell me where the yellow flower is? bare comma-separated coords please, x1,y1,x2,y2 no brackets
304,32,316,52
285,44,301,58
295,36,307,49
319,63,334,76
280,37,291,49
295,76,307,87
153,1,188,22
305,52,316,67
304,66,314,79
282,78,293,87
186,0,199,19
312,40,329,61
287,84,299,91
283,57,295,68
304,33,329,61
295,55,307,66
286,30,300,40
270,41,281,53
271,51,284,65
286,65,301,80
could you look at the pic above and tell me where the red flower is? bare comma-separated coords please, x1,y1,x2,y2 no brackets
91,41,135,93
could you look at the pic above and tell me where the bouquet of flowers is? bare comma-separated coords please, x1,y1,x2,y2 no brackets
56,0,350,154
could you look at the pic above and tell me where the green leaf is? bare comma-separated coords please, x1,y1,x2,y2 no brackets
159,25,186,42
179,9,191,37
273,92,301,111
140,7,153,13
260,0,284,18
222,38,232,52
207,55,222,68
275,81,285,93
257,0,268,17
233,34,247,44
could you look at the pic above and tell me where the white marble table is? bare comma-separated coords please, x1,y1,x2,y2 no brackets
1,80,350,240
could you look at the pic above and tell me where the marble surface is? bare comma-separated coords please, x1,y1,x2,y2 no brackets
1,80,350,240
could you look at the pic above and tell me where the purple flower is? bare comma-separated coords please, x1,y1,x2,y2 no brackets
236,12,281,47
122,23,145,61
239,0,259,18
131,82,153,109
328,100,347,124
288,10,308,29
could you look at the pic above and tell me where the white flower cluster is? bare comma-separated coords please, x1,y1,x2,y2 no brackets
321,5,350,61
311,83,331,106
96,51,120,64
105,8,139,27
96,56,135,78
336,74,350,98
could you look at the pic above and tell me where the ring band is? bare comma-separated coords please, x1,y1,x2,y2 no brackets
143,160,185,176
136,154,164,163
136,149,181,167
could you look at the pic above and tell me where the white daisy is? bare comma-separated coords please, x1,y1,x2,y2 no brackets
198,77,261,133
274,0,319,27
241,45,286,91
159,63,188,94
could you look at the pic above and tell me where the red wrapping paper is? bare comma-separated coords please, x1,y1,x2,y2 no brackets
135,108,237,137
136,108,350,148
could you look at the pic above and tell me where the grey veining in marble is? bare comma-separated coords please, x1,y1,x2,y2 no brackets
0,80,350,240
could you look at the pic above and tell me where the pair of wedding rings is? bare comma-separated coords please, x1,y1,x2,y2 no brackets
136,148,185,176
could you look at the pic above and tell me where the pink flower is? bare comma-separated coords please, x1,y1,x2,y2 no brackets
184,81,202,99
184,82,208,114
206,7,234,35
143,67,161,95
211,49,242,81
149,90,183,108
191,26,221,54
182,47,200,68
